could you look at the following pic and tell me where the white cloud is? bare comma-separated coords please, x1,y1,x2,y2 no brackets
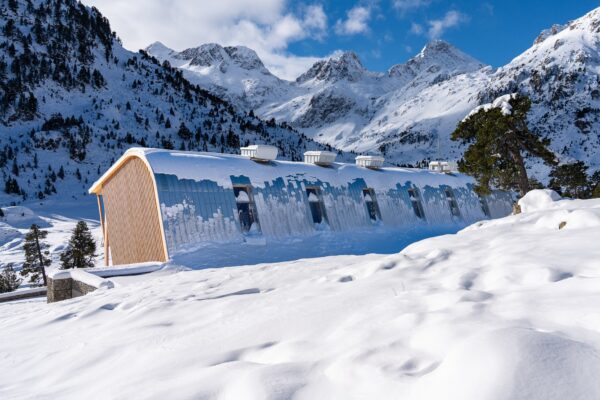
334,6,371,35
410,22,423,35
80,0,327,80
393,0,431,13
427,11,467,39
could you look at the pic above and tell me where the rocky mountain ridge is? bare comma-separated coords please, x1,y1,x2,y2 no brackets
148,7,600,175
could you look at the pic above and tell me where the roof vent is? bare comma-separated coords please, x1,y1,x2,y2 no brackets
240,145,278,161
304,151,337,166
429,161,458,173
355,155,384,169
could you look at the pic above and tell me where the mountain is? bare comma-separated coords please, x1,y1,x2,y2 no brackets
145,42,293,110
0,0,336,206
148,8,600,174
485,7,600,171
148,40,491,166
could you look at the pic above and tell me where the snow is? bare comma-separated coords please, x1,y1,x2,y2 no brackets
518,189,563,213
236,191,250,202
411,327,600,400
1,194,600,398
48,269,115,290
465,93,516,119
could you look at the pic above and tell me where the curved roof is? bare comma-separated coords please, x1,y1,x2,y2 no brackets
90,147,473,194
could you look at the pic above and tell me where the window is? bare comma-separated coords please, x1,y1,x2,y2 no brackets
233,185,261,234
306,187,328,224
444,188,462,218
479,195,491,218
362,188,381,221
408,188,426,219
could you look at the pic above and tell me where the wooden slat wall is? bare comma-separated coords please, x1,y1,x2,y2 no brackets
101,157,166,264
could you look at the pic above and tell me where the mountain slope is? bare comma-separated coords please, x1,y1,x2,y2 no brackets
0,0,335,206
149,8,600,174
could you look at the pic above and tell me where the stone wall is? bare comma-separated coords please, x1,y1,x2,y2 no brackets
0,287,46,303
47,271,109,303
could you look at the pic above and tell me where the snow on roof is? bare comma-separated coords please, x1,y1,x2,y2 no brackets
90,147,476,194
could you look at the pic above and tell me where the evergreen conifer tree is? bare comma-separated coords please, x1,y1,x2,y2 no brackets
60,221,96,269
22,224,50,286
0,264,22,293
590,171,600,199
451,94,556,196
0,207,4,217
549,161,590,198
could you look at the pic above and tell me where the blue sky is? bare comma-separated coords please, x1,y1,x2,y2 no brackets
85,0,599,79
288,0,600,70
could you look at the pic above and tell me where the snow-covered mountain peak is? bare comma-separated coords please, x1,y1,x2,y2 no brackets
186,44,268,73
145,41,177,59
389,40,486,81
296,51,367,84
223,46,268,72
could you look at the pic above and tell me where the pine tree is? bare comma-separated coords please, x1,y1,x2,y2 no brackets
590,171,600,199
21,224,51,286
177,122,192,140
451,94,556,196
0,207,4,217
549,161,590,198
0,264,22,293
60,221,96,269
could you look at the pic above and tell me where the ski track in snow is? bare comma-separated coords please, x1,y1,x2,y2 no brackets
1,191,600,399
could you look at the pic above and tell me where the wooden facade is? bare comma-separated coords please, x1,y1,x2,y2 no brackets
92,156,168,265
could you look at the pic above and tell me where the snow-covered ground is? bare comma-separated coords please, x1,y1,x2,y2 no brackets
1,190,600,399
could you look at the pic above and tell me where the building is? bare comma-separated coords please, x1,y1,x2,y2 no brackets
89,147,514,266
429,160,458,173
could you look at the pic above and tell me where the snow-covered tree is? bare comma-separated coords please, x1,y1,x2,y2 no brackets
0,264,22,293
451,94,556,196
60,221,96,269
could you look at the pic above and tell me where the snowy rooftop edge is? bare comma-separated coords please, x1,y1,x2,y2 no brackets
90,147,470,194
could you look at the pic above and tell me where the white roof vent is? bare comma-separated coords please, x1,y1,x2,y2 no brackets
304,151,337,166
355,155,384,169
240,145,278,161
429,161,458,173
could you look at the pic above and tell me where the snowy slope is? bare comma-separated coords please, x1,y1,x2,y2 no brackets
1,190,600,399
145,42,295,111
0,0,337,207
148,7,600,173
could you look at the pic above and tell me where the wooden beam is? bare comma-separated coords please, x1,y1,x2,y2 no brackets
96,194,110,267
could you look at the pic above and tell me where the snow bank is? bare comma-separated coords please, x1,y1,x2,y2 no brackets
518,189,562,213
0,206,49,229
1,197,600,398
49,269,115,290
0,222,21,246
411,328,600,400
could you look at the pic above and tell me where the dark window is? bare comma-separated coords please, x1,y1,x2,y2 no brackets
363,188,381,221
408,188,426,219
234,186,260,233
444,188,462,218
479,195,491,217
306,187,328,224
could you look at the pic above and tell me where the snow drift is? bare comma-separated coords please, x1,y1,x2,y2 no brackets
1,192,600,399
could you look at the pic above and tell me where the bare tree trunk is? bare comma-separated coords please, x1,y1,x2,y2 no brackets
510,149,530,197
34,233,47,286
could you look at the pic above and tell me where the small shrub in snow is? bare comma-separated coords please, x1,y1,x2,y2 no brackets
60,221,97,269
0,264,22,293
